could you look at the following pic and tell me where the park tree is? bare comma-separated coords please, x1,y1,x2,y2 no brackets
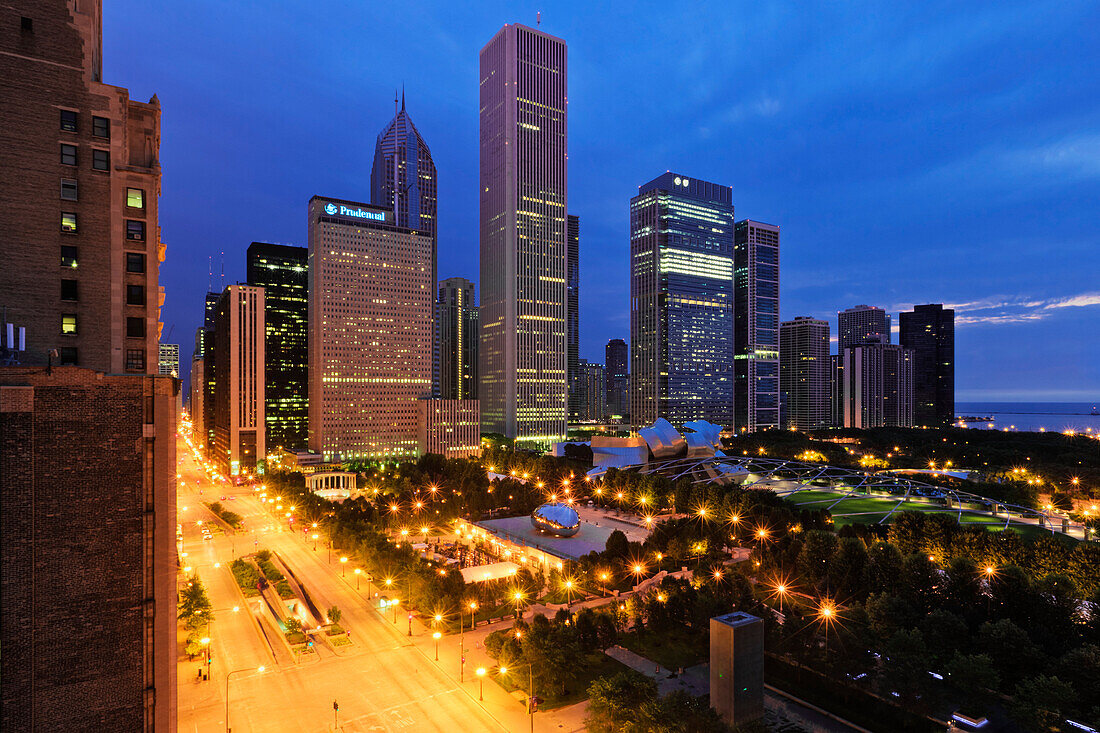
605,529,630,558
944,652,1000,704
585,671,658,733
880,629,929,701
1010,675,1076,731
795,530,837,587
829,537,868,599
862,542,904,596
178,575,214,630
978,618,1044,684
327,605,342,625
921,609,969,664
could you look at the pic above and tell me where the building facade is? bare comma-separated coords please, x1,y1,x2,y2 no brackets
1,367,177,731
307,196,433,461
631,172,735,430
779,317,829,431
899,303,955,427
576,359,606,422
839,340,914,428
734,220,780,433
479,23,569,444
200,293,218,455
417,398,481,459
567,214,581,421
436,277,479,400
158,342,178,376
246,242,308,451
605,338,629,418
0,0,163,375
838,304,891,352
212,285,265,476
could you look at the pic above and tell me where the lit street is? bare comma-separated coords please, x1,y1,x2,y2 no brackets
175,434,566,732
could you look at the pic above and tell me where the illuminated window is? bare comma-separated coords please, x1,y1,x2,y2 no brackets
61,212,77,233
61,245,78,268
126,188,144,208
61,314,77,334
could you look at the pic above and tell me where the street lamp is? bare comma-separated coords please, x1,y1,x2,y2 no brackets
354,568,362,589
433,631,442,661
476,666,486,700
201,637,212,672
225,666,265,732
340,556,348,576
312,533,319,551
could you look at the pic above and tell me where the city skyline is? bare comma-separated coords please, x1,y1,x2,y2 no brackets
103,1,1099,401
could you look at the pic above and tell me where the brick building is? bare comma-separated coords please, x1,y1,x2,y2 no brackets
0,367,177,730
0,0,163,374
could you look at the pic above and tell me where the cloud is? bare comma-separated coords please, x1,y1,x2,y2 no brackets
933,290,1100,327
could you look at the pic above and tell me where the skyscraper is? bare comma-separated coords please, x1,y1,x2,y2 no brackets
212,285,265,476
1,3,175,728
577,359,607,422
247,242,309,450
0,0,163,375
437,277,479,400
190,327,205,433
734,220,780,433
479,23,569,443
899,304,955,427
370,93,437,284
567,214,581,421
605,338,629,418
838,304,891,352
158,343,179,376
201,291,219,455
631,172,735,430
839,339,914,428
779,317,829,430
308,196,433,461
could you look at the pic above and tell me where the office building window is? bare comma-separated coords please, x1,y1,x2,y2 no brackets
127,317,145,338
61,179,78,201
126,252,145,273
92,116,110,138
126,349,145,371
126,220,145,240
60,347,78,365
61,212,77,233
61,279,78,301
61,245,78,268
92,149,109,171
60,109,78,132
127,284,145,305
126,187,144,208
61,314,77,335
61,144,77,166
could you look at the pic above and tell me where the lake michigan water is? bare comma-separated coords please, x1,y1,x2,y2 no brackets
954,402,1100,433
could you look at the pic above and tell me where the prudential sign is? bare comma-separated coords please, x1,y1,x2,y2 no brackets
323,202,385,221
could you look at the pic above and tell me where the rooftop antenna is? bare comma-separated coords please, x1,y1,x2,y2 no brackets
220,251,225,290
207,255,213,293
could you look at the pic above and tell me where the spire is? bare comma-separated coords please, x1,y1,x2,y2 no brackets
401,84,406,111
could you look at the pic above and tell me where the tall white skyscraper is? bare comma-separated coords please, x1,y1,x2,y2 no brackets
479,24,569,444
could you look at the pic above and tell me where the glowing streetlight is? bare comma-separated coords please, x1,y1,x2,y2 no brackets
476,666,487,700
433,631,442,660
340,556,348,576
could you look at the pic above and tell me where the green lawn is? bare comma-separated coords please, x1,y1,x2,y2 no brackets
492,651,632,710
617,626,708,671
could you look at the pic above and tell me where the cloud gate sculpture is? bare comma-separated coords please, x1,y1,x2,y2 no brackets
531,503,582,537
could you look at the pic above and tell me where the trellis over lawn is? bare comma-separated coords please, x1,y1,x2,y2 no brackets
595,455,1089,540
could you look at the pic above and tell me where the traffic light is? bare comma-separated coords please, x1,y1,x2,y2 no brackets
333,700,339,712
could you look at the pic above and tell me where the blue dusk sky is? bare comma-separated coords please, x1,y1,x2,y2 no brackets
103,0,1100,402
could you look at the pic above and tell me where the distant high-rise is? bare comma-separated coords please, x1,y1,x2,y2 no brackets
158,343,179,376
371,93,437,287
308,196,433,461
631,172,735,430
829,354,844,428
247,242,309,451
838,305,891,352
577,359,607,422
839,339,914,428
190,328,205,433
605,338,629,418
567,214,581,421
437,277,479,400
900,304,955,426
780,318,829,431
479,24,569,443
212,285,265,476
734,220,780,433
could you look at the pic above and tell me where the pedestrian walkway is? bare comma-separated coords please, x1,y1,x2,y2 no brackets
604,644,672,680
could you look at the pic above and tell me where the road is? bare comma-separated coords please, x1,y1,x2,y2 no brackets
175,433,570,733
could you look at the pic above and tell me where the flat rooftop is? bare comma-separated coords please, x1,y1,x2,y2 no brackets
475,516,615,561
713,611,761,628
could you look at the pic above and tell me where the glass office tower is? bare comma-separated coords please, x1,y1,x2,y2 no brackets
630,172,735,430
567,214,581,421
479,23,569,444
734,220,780,433
247,242,309,451
899,303,954,426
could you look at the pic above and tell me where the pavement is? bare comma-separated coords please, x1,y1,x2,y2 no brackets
175,434,588,733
